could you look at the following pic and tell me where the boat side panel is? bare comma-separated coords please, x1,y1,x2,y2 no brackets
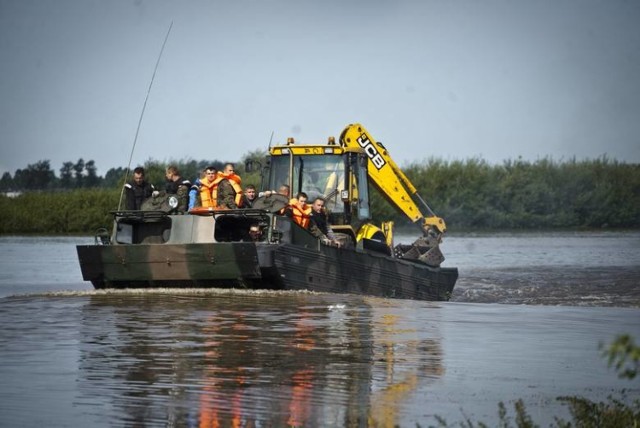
273,244,457,301
76,243,261,284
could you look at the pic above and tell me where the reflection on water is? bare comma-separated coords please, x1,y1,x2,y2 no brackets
0,290,444,427
1,289,639,427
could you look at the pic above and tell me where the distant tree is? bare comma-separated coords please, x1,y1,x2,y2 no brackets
240,149,268,189
179,159,200,183
142,159,168,189
104,167,126,188
59,162,74,189
20,160,54,190
12,169,24,190
73,158,85,188
0,172,13,192
84,160,100,188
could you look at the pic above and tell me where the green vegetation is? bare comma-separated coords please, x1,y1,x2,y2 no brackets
0,189,119,234
370,156,639,229
1,155,639,234
430,335,640,428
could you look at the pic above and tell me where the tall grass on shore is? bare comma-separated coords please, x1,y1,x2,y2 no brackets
1,157,638,234
0,189,119,234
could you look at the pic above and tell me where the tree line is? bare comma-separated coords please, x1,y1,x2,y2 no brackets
1,154,639,234
0,157,258,192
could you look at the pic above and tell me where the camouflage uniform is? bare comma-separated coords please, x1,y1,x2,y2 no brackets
217,179,239,209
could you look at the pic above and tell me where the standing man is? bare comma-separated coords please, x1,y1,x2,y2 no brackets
241,184,258,208
216,163,243,209
188,167,208,211
309,197,341,247
165,165,191,214
124,166,154,210
195,166,219,209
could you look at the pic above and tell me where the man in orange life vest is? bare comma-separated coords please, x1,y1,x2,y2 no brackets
216,163,243,209
285,192,312,228
194,166,219,209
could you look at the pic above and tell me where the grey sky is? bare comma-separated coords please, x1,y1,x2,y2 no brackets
1,0,639,176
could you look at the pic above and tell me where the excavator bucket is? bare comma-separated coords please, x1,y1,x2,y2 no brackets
394,236,445,267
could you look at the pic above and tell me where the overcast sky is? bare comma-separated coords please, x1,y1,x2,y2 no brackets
1,0,639,176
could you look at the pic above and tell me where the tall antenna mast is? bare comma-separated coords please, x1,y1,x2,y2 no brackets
118,21,173,210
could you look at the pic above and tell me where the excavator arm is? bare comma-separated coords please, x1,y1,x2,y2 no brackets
339,123,447,238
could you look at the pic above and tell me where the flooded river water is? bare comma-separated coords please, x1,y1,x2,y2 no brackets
0,231,639,427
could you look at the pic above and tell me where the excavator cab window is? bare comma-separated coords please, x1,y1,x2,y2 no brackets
266,156,290,195
293,155,345,213
267,154,346,214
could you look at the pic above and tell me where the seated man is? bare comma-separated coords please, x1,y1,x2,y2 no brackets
242,184,258,208
248,224,263,242
308,197,341,247
284,192,312,228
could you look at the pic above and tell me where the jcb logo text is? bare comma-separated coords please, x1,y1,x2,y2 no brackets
357,134,386,170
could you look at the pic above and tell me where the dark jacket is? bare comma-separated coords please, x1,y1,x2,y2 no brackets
241,194,256,208
124,181,154,210
309,210,332,239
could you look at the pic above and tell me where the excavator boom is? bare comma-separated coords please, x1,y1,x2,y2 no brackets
339,123,447,236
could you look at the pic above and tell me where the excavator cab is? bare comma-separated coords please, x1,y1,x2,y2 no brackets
264,139,372,240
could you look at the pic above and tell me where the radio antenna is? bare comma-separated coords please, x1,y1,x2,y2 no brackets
118,21,173,210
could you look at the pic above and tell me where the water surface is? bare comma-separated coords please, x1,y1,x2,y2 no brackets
0,232,638,427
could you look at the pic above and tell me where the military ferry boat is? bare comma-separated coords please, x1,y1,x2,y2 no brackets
77,124,458,301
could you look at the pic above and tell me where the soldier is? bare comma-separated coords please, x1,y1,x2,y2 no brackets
216,163,243,209
124,166,154,210
309,197,341,247
165,165,191,214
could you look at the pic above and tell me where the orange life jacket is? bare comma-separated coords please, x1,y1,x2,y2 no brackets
288,199,312,228
199,175,219,208
211,173,243,208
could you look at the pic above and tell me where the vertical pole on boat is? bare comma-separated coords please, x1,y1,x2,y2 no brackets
118,21,174,211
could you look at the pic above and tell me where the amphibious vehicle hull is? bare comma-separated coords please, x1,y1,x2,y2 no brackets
77,209,457,301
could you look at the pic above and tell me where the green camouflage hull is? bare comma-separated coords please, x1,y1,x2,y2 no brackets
77,210,457,301
77,241,456,300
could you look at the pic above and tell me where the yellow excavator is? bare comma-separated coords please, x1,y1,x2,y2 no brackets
263,122,447,267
